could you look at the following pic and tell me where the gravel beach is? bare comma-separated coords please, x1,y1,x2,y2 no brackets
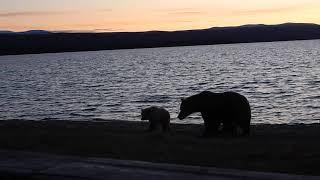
0,120,319,175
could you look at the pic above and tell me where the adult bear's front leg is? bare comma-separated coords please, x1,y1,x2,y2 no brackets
201,112,220,137
222,120,233,133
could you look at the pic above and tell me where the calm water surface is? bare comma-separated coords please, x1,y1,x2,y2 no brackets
0,40,319,124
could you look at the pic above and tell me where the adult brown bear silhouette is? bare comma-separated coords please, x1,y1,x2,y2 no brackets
178,91,251,137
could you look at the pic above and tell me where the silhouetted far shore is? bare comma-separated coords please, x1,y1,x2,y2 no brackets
1,23,320,56
0,120,319,175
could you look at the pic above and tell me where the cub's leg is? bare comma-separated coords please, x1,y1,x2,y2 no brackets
148,121,157,132
161,121,170,132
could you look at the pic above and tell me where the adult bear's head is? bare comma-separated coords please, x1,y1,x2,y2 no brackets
178,92,207,120
178,98,194,120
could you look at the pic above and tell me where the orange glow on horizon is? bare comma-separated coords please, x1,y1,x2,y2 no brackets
0,0,320,32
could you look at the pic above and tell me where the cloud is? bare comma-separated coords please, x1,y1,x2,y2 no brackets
0,11,72,17
99,9,113,12
174,20,194,23
94,28,123,32
234,5,305,16
169,11,205,15
155,8,206,16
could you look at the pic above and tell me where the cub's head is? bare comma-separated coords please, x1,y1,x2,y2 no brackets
141,107,156,120
177,98,193,120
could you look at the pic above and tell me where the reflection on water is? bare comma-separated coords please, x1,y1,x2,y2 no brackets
0,40,319,124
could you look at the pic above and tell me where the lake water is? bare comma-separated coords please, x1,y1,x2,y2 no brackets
0,40,319,124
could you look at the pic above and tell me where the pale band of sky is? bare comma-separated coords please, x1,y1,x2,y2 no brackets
0,0,319,32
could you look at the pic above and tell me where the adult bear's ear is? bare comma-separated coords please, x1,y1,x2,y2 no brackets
180,98,185,101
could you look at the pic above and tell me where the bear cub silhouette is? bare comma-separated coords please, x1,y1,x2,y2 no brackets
141,106,170,132
178,91,251,137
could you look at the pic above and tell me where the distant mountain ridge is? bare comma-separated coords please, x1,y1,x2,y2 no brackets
0,30,14,34
0,30,52,34
1,23,320,55
19,30,52,34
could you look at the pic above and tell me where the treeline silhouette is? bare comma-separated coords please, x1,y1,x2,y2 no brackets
1,23,320,55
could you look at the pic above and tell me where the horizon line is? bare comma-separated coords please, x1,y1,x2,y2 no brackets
1,22,319,34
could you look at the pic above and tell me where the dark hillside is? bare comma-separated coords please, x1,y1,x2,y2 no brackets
1,23,320,55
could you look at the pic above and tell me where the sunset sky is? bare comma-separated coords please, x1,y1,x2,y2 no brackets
1,0,320,32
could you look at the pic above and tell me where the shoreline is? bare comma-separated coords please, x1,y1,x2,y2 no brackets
0,120,319,175
1,38,319,57
1,118,318,126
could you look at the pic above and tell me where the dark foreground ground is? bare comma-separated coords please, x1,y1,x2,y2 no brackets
0,120,319,176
